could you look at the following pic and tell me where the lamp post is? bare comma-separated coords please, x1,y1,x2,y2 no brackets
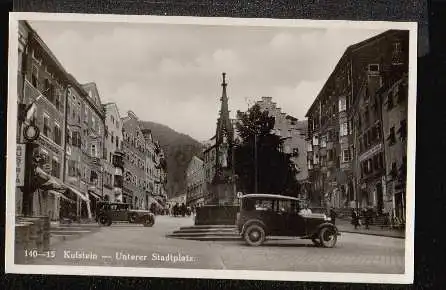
18,99,42,216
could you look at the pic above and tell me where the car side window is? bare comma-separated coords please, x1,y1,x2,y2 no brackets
255,199,273,211
274,200,293,213
290,201,300,214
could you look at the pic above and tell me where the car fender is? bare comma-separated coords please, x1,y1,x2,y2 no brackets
241,219,267,236
314,222,339,236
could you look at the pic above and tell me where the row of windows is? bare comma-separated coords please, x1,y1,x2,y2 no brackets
66,159,100,185
123,131,155,156
39,149,61,179
389,156,407,181
309,148,351,167
387,119,407,145
109,114,121,130
66,97,102,136
41,114,62,146
360,152,385,178
385,82,407,111
311,122,351,147
30,60,64,113
358,124,382,153
124,171,155,192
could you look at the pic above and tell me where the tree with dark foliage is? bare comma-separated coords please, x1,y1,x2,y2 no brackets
234,104,299,196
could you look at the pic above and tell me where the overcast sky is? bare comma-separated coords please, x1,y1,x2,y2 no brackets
29,20,385,141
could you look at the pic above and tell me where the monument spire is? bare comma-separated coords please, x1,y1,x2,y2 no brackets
217,72,232,142
220,72,229,119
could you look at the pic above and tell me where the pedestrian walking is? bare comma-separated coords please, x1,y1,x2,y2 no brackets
330,209,337,225
364,207,370,230
181,203,186,217
173,203,179,217
351,208,360,229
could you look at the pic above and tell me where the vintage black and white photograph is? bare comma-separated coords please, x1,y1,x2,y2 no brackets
6,12,417,283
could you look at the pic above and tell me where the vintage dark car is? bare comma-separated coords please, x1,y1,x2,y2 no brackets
95,201,155,227
236,194,339,247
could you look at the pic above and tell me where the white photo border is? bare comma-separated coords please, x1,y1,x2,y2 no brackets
6,12,417,284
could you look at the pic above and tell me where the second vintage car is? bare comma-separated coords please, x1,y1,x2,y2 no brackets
236,194,340,247
95,201,155,227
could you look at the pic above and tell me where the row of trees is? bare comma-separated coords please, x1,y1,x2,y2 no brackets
233,104,300,196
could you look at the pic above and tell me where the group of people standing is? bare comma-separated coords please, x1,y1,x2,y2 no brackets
350,208,374,229
168,203,193,217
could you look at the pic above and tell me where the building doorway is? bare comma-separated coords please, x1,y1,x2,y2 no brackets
395,191,405,222
376,182,383,215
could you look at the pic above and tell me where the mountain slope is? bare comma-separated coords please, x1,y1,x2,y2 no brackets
139,121,204,198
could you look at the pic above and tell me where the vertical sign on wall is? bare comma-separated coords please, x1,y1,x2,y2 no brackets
16,144,26,186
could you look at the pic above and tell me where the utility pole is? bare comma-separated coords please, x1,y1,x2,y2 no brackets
22,141,37,216
254,134,258,193
19,104,41,216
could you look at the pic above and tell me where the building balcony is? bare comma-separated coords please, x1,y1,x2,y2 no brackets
114,175,123,188
340,162,352,171
23,79,62,115
112,152,124,169
92,157,101,166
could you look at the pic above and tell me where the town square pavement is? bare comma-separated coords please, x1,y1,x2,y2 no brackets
27,215,405,274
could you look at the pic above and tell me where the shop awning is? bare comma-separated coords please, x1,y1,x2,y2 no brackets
47,190,76,204
42,178,65,191
35,167,50,180
88,190,102,200
65,184,89,202
35,167,66,191
149,198,163,209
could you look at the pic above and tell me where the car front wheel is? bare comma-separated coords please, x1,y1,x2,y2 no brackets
143,216,155,227
98,215,111,227
318,227,338,248
243,224,266,246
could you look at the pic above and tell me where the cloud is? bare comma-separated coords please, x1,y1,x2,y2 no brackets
28,20,386,140
272,80,326,119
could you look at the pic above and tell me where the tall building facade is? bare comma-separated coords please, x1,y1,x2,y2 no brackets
142,129,164,211
63,79,105,219
203,137,216,203
186,156,205,207
306,29,409,214
102,103,123,202
15,20,168,222
380,75,408,221
121,111,148,206
154,142,168,206
17,20,70,219
255,97,309,197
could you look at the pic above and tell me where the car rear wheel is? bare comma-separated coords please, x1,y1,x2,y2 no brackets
319,227,337,248
244,224,266,246
98,215,111,227
143,216,154,227
129,213,138,223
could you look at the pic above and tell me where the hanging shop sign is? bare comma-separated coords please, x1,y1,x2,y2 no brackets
23,124,40,142
16,144,26,186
